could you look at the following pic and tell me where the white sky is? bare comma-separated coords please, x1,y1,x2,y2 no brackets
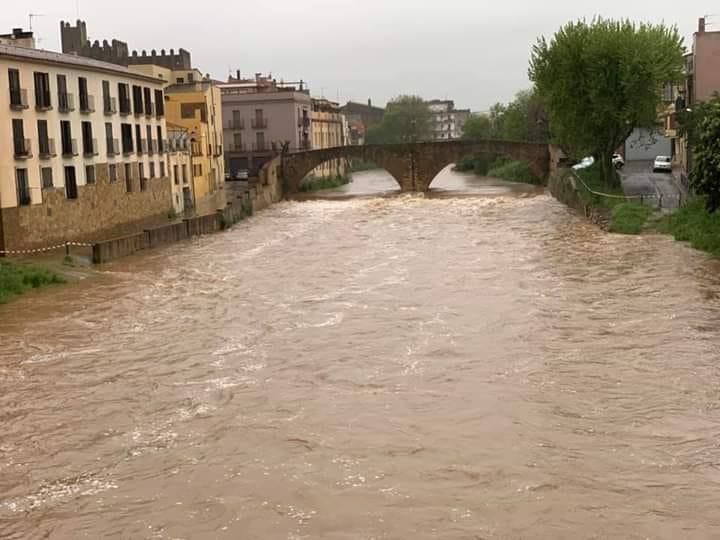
5,0,712,111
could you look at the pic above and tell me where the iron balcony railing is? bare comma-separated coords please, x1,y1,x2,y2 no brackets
251,118,268,129
252,142,269,152
58,92,75,113
149,140,159,155
14,138,32,159
62,138,78,157
79,94,95,113
83,138,98,157
9,88,28,110
104,96,117,115
107,138,120,156
229,143,246,152
39,138,56,159
228,119,245,130
137,139,148,155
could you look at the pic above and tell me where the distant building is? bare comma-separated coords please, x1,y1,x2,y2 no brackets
426,100,470,140
0,33,175,253
0,28,36,49
219,73,312,177
310,98,348,178
166,124,194,214
340,99,384,145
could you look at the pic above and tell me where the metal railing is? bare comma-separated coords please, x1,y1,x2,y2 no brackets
14,138,32,159
79,94,95,113
83,138,98,157
39,138,56,158
229,143,246,152
251,118,268,129
9,88,28,109
119,97,131,115
228,119,245,130
145,102,155,117
104,96,117,115
107,138,120,156
568,170,665,209
59,92,75,113
150,140,159,155
35,92,52,111
62,138,78,157
138,139,148,154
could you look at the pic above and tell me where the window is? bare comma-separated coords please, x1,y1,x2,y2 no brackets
64,166,78,199
182,164,188,184
102,80,112,112
60,120,74,156
132,85,143,115
109,163,117,183
149,161,155,179
105,122,114,153
81,121,94,155
118,83,130,114
85,164,96,184
33,72,51,110
160,161,166,178
157,126,164,153
57,74,71,111
8,68,23,107
143,87,152,115
135,124,143,154
146,125,153,153
139,162,145,180
176,77,184,84
38,120,51,156
256,132,265,151
121,123,133,154
78,77,91,112
232,110,242,128
154,89,164,117
188,72,194,83
181,103,195,119
16,168,30,206
234,133,242,150
12,119,28,157
193,164,203,177
125,163,133,192
41,167,53,189
173,164,179,185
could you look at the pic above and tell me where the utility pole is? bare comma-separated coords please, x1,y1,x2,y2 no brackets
28,13,44,31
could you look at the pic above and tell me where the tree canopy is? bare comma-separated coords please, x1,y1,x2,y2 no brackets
365,95,432,144
689,96,720,212
529,18,684,184
463,89,549,143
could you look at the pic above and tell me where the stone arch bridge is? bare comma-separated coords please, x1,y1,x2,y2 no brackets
280,140,552,193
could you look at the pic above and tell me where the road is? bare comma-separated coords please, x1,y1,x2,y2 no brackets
620,160,682,211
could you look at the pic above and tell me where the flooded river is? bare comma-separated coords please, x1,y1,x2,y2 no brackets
2,167,720,539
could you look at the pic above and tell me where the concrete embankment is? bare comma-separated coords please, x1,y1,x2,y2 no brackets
92,157,284,263
547,169,610,229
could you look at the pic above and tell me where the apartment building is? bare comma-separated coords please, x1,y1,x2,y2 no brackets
310,98,348,178
0,39,174,253
427,100,470,140
340,99,384,145
219,73,312,177
60,20,223,205
167,124,193,214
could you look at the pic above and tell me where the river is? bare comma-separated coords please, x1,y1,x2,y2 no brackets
2,167,720,539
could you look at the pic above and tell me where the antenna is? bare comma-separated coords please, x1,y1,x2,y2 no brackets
28,13,44,31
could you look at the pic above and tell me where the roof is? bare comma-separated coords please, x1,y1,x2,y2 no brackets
0,43,164,84
342,101,385,113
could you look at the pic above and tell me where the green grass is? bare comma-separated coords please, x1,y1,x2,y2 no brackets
487,160,542,185
656,198,720,256
609,202,653,234
299,174,351,192
574,163,625,209
0,261,65,304
454,156,493,175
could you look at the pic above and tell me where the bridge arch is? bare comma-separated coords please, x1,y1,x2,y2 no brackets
281,141,551,194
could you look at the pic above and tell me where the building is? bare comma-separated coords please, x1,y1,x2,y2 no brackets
427,100,471,141
340,99,384,145
60,20,224,206
219,73,312,177
166,124,193,214
0,36,175,253
309,98,348,178
661,17,720,170
0,28,36,49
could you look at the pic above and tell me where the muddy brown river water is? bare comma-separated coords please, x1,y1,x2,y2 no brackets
2,168,720,539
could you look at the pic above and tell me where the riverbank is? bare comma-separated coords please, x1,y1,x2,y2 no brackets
454,157,542,185
0,260,65,304
299,173,352,192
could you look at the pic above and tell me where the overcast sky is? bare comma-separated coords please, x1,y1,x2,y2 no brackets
5,1,711,111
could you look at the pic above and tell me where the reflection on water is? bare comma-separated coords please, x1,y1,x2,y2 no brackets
2,168,720,539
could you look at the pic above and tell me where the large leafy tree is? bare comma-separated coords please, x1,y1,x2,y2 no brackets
365,95,431,144
529,19,684,185
464,89,549,143
462,114,492,140
689,97,720,212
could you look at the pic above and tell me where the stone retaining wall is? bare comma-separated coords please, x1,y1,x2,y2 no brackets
548,168,610,230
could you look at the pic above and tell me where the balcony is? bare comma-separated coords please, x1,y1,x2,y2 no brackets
119,98,131,115
83,138,98,157
14,138,32,159
39,138,57,159
298,117,310,128
9,88,28,110
58,92,75,113
107,138,120,156
122,140,134,155
79,94,95,114
36,92,53,112
104,96,117,115
251,118,268,129
145,103,155,117
252,142,270,152
229,143,246,152
227,119,245,130
62,138,78,157
149,140,159,155
138,139,148,155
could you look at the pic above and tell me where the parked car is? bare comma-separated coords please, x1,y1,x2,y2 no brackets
612,153,625,169
235,170,249,180
572,156,595,170
653,155,672,173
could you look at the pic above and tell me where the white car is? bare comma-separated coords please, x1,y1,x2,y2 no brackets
235,170,249,180
572,156,595,170
653,156,672,173
612,154,625,169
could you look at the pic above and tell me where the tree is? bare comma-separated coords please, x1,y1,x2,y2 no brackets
462,114,492,140
365,95,432,144
529,18,684,186
689,97,720,212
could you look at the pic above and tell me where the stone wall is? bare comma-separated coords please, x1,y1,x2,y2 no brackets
1,162,173,252
548,169,610,230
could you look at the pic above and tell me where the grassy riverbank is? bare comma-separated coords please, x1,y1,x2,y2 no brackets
299,173,352,192
0,260,65,304
454,157,542,185
655,199,720,256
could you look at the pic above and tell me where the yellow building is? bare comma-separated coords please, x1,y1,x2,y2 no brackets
310,98,348,178
128,60,224,203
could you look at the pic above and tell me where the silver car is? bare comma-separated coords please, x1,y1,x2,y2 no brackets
653,155,672,173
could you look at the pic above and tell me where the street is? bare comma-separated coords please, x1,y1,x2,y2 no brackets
620,160,683,211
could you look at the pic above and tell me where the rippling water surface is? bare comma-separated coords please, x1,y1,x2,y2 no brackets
2,168,720,539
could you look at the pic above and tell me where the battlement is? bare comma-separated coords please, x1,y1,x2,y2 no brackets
60,20,129,66
127,48,192,70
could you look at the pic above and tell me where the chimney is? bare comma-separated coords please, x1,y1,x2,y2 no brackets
699,17,706,33
236,69,241,81
368,98,372,107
